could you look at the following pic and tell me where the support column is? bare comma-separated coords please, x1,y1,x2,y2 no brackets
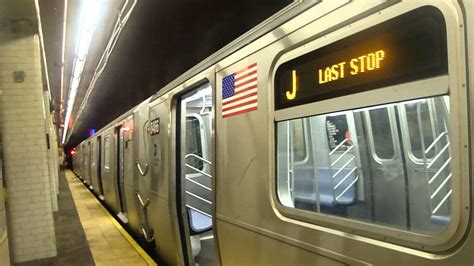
0,31,57,263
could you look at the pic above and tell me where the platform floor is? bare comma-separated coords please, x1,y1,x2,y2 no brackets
65,170,155,266
16,170,95,266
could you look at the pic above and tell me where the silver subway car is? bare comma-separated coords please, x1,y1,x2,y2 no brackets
73,1,474,265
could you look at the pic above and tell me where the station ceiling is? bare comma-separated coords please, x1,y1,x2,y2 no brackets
1,0,292,148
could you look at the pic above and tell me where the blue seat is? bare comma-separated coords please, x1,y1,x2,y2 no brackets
295,167,357,207
431,215,450,225
188,209,212,234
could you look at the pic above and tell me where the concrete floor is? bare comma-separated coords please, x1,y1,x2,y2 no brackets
14,170,155,266
15,170,94,266
66,171,153,266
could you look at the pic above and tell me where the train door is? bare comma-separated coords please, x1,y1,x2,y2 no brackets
102,132,121,214
287,112,363,215
80,143,86,180
177,82,217,265
354,99,451,232
90,138,102,195
83,142,91,185
133,103,153,242
90,140,98,193
87,142,93,189
398,98,451,233
362,106,408,228
122,121,138,232
115,125,128,223
96,136,105,198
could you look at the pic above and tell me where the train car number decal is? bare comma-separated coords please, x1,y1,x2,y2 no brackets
150,118,160,135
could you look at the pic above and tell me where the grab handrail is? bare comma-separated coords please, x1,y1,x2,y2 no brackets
135,192,149,208
334,167,357,190
141,225,155,243
185,163,212,178
427,141,450,168
199,95,207,114
186,176,212,191
288,169,294,194
185,153,212,165
336,176,359,201
425,132,447,154
331,145,354,167
135,161,149,176
431,173,452,200
329,138,351,156
432,189,452,214
186,191,212,205
428,157,451,184
186,204,212,218
332,156,355,179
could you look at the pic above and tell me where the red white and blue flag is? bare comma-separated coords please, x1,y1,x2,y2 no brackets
222,63,258,118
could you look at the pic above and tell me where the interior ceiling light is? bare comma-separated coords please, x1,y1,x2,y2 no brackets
60,0,68,123
62,0,103,144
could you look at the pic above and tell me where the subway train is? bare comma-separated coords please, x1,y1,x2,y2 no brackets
71,1,474,265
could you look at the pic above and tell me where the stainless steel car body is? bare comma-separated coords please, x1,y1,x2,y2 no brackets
72,1,474,265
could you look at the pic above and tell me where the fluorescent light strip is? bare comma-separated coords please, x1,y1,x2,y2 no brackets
62,0,103,144
34,0,52,101
72,0,138,138
60,0,68,115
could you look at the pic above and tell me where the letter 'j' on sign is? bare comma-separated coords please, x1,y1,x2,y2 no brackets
286,70,297,100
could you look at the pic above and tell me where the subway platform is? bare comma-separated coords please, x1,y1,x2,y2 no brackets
15,170,156,266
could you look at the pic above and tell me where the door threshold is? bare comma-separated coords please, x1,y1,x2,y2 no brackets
117,212,129,224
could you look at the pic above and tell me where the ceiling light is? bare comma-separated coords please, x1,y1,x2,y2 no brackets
62,0,103,144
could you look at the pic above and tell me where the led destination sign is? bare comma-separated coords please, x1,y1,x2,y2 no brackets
318,50,385,85
275,7,448,110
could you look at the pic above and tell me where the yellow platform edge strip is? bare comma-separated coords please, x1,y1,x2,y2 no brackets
70,171,157,266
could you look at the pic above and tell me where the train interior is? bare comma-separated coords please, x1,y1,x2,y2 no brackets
179,83,217,264
277,95,452,234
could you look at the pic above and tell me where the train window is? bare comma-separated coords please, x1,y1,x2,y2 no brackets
185,116,204,172
291,119,307,162
276,95,452,235
104,136,111,170
369,108,395,159
180,84,212,177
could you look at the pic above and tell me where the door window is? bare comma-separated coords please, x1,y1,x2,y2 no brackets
104,135,111,170
369,108,395,160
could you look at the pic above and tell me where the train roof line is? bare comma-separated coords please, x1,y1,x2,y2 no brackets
74,1,318,146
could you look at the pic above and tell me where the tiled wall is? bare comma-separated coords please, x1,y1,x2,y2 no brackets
0,79,10,266
0,107,10,266
0,32,57,263
44,92,59,212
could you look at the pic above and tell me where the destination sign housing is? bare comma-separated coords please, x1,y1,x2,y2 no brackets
275,7,448,110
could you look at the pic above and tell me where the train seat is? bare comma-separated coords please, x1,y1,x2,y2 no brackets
295,167,357,207
188,209,212,234
431,214,450,225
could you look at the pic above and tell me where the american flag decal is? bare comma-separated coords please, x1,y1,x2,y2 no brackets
222,63,258,118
